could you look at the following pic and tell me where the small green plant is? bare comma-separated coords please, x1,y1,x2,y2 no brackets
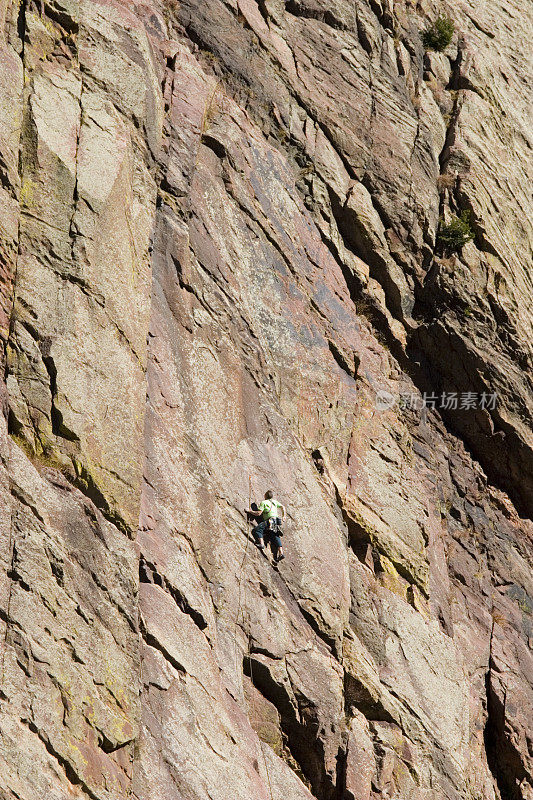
422,16,455,51
437,211,475,253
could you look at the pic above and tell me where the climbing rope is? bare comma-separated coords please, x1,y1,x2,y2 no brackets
233,476,275,800
233,476,252,677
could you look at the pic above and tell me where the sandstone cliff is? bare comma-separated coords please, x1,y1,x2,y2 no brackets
0,1,531,799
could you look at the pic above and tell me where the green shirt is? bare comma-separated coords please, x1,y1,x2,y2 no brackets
258,499,282,520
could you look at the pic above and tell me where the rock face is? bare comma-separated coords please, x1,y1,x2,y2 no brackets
0,1,531,800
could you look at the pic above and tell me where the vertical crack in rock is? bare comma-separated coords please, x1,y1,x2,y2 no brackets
244,654,334,799
40,344,79,442
9,0,27,341
484,620,529,800
68,74,83,269
0,506,17,695
0,0,28,709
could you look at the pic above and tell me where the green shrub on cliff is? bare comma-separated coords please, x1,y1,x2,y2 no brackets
422,16,454,51
437,211,475,252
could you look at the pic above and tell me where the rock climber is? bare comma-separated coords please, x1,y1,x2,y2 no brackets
247,490,285,562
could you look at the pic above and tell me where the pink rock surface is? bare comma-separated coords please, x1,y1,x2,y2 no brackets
0,1,531,799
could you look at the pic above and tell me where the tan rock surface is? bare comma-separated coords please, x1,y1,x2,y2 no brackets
0,1,531,800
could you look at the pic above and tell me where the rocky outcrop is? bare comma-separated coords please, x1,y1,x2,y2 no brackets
0,1,531,800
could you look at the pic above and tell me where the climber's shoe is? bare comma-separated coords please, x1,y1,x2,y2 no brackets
275,552,285,562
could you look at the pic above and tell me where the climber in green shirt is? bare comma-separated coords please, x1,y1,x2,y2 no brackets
247,490,285,562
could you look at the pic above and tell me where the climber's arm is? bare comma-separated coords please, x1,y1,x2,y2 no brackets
246,503,262,518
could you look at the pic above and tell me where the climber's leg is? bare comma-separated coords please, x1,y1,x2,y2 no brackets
271,533,284,561
253,521,267,549
267,518,284,561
